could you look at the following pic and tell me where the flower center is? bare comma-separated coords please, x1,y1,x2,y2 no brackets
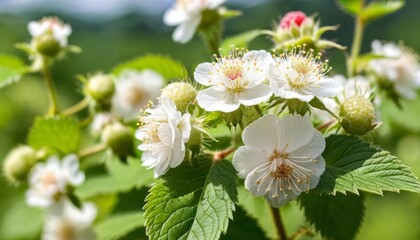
225,67,243,81
56,219,77,240
41,171,57,188
271,164,293,179
124,83,148,108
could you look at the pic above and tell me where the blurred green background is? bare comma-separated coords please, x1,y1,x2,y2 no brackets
1,0,420,239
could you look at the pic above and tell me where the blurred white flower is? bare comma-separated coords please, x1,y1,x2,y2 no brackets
268,48,343,102
136,97,191,177
43,199,97,240
90,112,118,134
112,70,164,121
195,50,273,112
28,17,72,47
163,0,226,43
370,40,420,99
26,155,84,208
233,114,325,207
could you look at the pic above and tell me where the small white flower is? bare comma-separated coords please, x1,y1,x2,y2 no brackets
268,48,343,102
28,17,72,47
26,155,84,208
43,199,97,240
112,70,164,121
233,114,326,207
370,40,420,99
163,0,226,43
195,50,273,112
136,97,191,177
90,112,117,134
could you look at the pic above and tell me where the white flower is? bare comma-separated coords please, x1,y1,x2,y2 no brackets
28,17,72,47
112,70,164,121
195,50,273,112
136,97,191,177
268,48,343,102
26,155,85,208
43,199,97,240
370,40,420,99
90,112,117,134
163,0,226,43
233,114,326,207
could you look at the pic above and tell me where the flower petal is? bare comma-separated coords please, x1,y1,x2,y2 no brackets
173,15,201,43
197,87,240,112
163,8,188,26
238,84,272,106
233,146,271,178
289,130,325,161
301,77,343,98
242,115,279,151
194,62,216,86
276,114,315,153
242,50,273,87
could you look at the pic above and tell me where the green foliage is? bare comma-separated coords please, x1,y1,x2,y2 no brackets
0,54,28,88
28,116,80,155
337,0,363,15
337,0,404,23
300,192,365,240
220,30,262,55
76,157,154,199
144,155,238,240
220,206,268,240
95,212,145,240
315,135,420,195
112,54,189,81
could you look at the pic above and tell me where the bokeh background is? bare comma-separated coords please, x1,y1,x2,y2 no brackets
1,0,420,239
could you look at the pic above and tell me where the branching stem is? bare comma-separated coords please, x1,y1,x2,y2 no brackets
270,206,287,240
41,59,59,116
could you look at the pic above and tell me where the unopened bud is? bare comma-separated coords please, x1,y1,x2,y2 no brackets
279,11,307,29
102,122,133,158
340,96,375,135
34,34,61,57
187,127,202,150
87,74,115,103
3,146,37,183
222,109,243,128
161,82,197,112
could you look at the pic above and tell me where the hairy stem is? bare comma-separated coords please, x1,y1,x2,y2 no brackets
41,59,59,116
348,0,365,77
270,206,287,240
62,97,90,116
78,143,107,158
213,146,236,161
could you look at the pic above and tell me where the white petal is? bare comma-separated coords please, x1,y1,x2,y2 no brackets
169,136,185,168
179,113,191,142
395,83,417,99
276,114,315,153
173,15,201,43
158,123,173,146
242,115,279,151
300,77,343,98
194,62,216,86
238,84,272,106
197,87,240,112
28,21,47,37
245,170,273,196
62,155,85,186
206,0,226,9
242,50,273,87
265,189,298,208
233,146,271,178
163,8,188,26
289,130,325,161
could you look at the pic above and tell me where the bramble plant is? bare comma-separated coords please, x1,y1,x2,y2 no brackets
1,0,420,239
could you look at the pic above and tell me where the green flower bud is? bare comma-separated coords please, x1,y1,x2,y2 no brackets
87,74,115,103
102,122,134,158
340,96,375,135
161,82,197,112
187,127,202,150
3,146,37,184
35,34,61,57
222,109,243,128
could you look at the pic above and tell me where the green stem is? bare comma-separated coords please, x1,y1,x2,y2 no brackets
62,97,90,116
77,143,107,158
41,59,59,116
270,206,287,240
348,1,365,77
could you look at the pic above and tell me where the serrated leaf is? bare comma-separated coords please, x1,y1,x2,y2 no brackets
361,0,404,23
95,212,145,240
28,116,80,154
76,157,154,199
144,155,238,240
220,30,262,55
220,206,268,240
300,192,365,240
112,54,188,81
0,54,28,88
337,0,364,15
315,135,420,195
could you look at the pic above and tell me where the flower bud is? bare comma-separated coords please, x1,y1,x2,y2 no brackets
3,146,37,183
34,34,61,57
101,122,134,158
161,82,197,112
86,74,115,103
222,109,243,128
186,127,202,150
279,11,307,29
340,96,375,135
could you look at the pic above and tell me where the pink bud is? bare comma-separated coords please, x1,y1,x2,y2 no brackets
279,11,307,29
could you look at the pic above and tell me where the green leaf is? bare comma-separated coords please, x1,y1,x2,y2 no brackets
361,0,404,23
76,157,154,199
144,155,238,240
220,30,262,55
28,116,80,154
0,54,28,88
315,135,420,195
336,0,363,15
300,192,365,240
220,206,268,240
112,54,188,81
95,212,145,240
